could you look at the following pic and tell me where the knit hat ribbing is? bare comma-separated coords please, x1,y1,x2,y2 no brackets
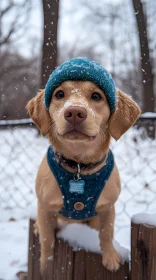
44,57,116,112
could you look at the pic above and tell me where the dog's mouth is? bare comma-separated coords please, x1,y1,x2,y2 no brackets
58,129,96,140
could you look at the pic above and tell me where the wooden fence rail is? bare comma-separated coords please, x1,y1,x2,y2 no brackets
24,219,156,280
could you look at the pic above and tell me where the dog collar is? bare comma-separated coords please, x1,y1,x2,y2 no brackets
54,151,107,173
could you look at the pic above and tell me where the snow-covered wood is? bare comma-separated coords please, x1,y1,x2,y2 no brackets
0,118,33,125
57,222,129,262
131,217,156,280
132,213,156,227
141,112,156,119
27,216,156,280
27,220,129,280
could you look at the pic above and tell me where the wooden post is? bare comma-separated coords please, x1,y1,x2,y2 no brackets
27,219,129,280
131,221,156,280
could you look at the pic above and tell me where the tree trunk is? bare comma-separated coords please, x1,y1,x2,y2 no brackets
41,0,59,89
132,0,155,113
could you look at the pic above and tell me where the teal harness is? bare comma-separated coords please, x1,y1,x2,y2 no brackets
47,146,114,220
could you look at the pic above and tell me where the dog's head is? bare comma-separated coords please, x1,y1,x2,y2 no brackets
26,80,141,160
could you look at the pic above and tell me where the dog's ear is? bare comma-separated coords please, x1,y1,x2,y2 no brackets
26,89,51,136
109,90,141,140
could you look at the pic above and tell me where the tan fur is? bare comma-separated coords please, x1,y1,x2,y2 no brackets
26,90,52,136
26,81,141,272
109,90,141,140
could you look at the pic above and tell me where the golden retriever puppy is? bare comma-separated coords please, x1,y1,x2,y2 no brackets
26,58,141,272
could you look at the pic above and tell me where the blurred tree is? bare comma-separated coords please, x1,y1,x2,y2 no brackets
0,51,40,120
0,0,31,47
60,0,155,110
0,0,40,120
58,44,101,65
63,0,142,103
41,0,59,88
132,0,155,112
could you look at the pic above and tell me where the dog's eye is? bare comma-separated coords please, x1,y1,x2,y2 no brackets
55,91,64,99
91,92,101,101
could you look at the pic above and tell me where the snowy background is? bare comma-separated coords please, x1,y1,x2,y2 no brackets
1,0,156,279
0,124,156,279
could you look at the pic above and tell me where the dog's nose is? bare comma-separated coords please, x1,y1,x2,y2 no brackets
64,106,87,125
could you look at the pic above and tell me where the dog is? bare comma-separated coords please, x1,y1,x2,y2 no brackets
26,58,141,272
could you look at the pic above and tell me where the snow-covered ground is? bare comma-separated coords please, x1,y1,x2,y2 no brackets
0,126,156,279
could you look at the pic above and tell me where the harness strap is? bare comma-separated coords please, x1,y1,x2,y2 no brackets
47,146,114,220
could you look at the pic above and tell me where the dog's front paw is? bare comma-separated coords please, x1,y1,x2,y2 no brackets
102,247,121,271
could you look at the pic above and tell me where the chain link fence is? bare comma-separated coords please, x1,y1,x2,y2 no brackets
0,117,156,230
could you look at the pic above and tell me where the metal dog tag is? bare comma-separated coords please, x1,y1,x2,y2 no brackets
69,180,85,194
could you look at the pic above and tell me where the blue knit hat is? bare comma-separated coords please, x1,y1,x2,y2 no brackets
44,57,116,112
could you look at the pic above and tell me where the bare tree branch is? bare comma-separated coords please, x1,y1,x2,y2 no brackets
0,0,31,46
0,1,14,20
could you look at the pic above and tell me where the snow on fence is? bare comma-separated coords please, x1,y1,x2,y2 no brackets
26,214,156,280
0,117,156,234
